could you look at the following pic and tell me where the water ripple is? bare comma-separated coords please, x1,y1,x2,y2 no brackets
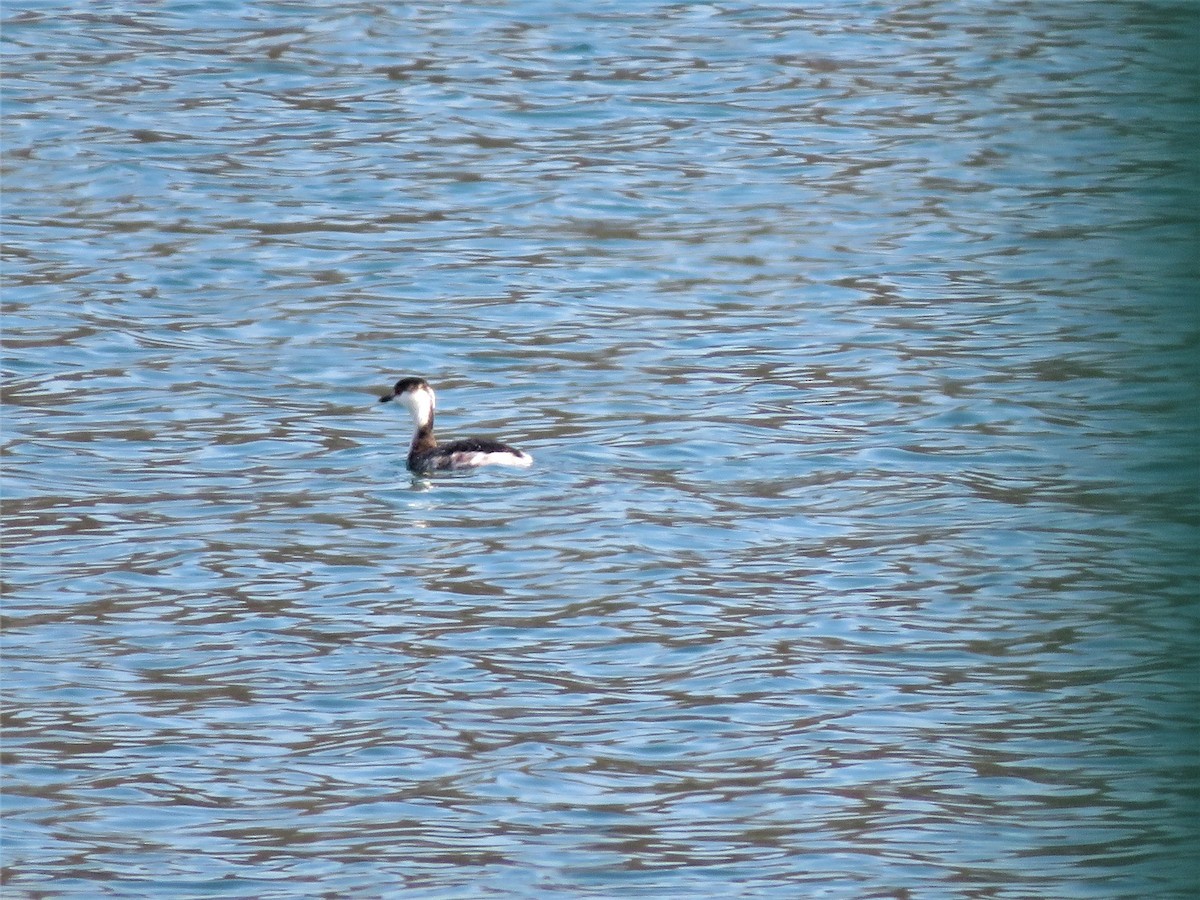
5,1,1199,897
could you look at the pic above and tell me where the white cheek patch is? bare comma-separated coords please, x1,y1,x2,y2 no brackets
403,389,435,428
447,450,533,469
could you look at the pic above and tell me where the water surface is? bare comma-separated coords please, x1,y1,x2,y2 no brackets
4,2,1199,897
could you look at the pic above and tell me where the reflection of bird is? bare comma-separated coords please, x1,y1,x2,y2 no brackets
379,377,533,473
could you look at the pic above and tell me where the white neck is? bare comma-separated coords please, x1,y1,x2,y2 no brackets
401,386,435,430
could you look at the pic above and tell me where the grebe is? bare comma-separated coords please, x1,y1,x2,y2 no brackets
379,377,533,473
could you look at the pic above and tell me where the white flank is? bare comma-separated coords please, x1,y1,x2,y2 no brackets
448,450,533,469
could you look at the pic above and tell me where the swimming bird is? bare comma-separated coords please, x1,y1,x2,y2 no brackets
379,376,533,473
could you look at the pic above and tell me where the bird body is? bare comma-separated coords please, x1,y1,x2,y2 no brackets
379,377,533,473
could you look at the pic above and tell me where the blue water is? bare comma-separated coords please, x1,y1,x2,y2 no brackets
4,2,1199,897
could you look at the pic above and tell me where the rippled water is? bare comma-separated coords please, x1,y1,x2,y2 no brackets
4,2,1199,897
